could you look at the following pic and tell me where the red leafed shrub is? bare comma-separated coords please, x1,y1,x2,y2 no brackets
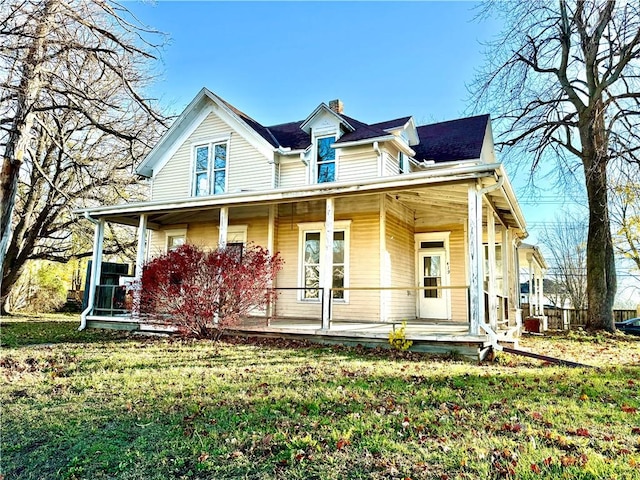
137,243,282,339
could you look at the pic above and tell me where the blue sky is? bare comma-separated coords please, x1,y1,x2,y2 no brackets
129,1,499,125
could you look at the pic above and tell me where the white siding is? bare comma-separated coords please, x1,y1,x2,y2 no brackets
152,112,272,201
337,145,378,182
279,160,307,189
383,145,401,177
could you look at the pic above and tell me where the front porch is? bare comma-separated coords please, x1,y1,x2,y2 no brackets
85,313,504,360
79,164,528,358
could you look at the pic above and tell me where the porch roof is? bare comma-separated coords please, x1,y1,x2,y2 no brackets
75,162,527,236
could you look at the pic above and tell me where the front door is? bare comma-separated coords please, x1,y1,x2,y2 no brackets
417,248,450,319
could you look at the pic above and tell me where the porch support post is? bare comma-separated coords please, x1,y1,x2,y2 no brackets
502,228,509,298
538,266,545,320
132,214,148,319
218,206,229,248
134,214,148,279
266,204,276,324
267,205,276,254
467,186,483,335
322,197,334,330
79,218,105,330
528,257,534,314
379,194,389,322
487,209,498,330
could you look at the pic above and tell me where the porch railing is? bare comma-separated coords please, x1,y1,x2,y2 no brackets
93,284,129,317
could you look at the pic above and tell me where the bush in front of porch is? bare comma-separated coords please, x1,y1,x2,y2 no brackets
136,243,282,339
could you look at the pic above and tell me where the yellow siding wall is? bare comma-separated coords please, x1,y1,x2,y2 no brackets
274,196,380,321
337,145,378,182
385,196,416,320
152,112,272,201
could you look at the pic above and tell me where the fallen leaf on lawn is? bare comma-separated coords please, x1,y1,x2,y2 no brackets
231,450,243,459
622,405,638,414
198,452,209,463
531,411,543,421
575,428,590,437
560,456,577,467
530,463,541,474
543,457,553,466
336,438,350,450
632,427,640,435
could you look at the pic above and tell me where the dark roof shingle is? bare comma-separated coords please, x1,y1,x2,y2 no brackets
412,114,489,163
267,121,310,150
218,93,489,161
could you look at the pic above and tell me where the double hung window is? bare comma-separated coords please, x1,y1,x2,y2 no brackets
299,222,349,301
193,142,227,196
316,136,336,183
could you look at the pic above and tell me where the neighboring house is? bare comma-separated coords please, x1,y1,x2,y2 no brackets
77,88,533,350
518,243,548,314
520,279,569,310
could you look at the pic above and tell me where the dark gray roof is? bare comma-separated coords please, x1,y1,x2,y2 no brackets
267,121,309,150
334,114,391,144
218,95,489,160
218,97,281,148
412,114,489,163
370,116,412,131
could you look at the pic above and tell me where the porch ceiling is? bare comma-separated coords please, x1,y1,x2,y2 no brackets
395,183,522,231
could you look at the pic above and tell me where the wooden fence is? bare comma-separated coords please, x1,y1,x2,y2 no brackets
521,304,638,330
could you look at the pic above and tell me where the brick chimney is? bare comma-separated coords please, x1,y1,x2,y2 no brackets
329,99,344,114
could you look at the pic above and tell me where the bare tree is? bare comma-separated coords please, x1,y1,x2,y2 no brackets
472,0,640,331
0,0,168,312
541,213,588,312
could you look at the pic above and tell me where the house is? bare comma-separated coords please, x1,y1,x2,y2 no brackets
76,88,532,356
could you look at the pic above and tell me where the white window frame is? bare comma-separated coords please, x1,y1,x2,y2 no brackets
398,151,409,174
222,225,248,245
314,134,337,184
297,221,351,303
191,138,230,197
165,228,187,252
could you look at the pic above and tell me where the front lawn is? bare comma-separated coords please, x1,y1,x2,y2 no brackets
1,315,639,479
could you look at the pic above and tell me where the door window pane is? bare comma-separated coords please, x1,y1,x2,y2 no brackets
423,256,441,298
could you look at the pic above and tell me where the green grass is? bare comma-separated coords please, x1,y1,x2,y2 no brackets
1,315,640,480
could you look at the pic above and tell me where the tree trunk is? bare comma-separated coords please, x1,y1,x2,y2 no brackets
584,157,616,331
0,0,56,301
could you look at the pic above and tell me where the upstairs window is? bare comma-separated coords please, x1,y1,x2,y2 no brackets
316,136,336,183
193,142,227,196
398,151,409,174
